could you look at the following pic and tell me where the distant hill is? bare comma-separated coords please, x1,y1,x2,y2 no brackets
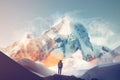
82,62,120,80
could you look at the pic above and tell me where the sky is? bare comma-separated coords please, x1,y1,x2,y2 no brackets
0,0,120,48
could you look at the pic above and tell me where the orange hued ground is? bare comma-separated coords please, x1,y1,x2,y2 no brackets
41,53,64,67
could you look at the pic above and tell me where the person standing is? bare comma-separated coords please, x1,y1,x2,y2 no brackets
58,60,63,75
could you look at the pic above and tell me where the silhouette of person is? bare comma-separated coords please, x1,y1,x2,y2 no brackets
58,60,63,75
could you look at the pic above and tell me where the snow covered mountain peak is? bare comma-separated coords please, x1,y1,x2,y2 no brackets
52,16,72,35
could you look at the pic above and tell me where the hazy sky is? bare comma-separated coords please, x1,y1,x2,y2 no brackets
0,0,120,48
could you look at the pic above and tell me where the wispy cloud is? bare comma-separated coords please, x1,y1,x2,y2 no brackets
87,19,117,48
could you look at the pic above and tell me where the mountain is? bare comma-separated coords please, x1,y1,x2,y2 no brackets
5,17,95,61
81,62,120,80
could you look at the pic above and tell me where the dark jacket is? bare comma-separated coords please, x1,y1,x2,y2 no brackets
58,60,63,68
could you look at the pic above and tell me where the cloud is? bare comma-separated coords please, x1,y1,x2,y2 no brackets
87,19,115,48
